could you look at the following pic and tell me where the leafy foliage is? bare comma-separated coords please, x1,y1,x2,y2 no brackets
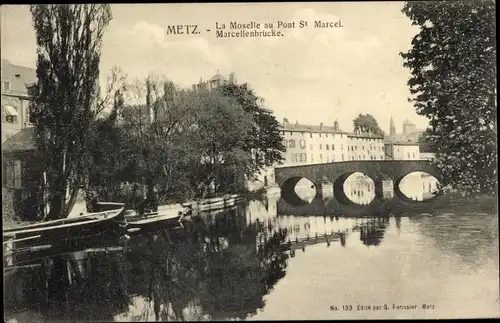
218,83,286,172
353,114,385,136
400,1,496,195
29,5,113,219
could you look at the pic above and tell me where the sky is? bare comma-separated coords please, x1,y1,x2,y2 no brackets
1,2,429,134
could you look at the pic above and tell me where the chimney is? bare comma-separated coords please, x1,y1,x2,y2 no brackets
334,119,339,131
320,122,323,129
229,72,236,84
295,120,298,125
283,118,289,125
192,84,196,91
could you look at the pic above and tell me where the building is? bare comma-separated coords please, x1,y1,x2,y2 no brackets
192,70,237,92
386,117,424,144
279,118,349,166
2,127,42,220
384,140,420,160
346,132,385,161
1,59,37,143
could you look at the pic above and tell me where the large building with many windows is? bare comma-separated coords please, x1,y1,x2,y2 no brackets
280,118,349,166
279,118,385,167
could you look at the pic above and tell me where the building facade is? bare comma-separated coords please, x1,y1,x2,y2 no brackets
1,59,37,143
346,132,385,161
279,118,349,166
384,141,421,160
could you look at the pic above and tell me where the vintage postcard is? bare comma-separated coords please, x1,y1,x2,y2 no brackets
2,1,498,321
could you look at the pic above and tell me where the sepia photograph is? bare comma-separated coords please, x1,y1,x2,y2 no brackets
1,1,498,321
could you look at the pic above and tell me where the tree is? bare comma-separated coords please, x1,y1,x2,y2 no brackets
182,90,254,198
29,5,113,220
400,1,496,195
119,75,198,209
353,114,385,136
218,83,286,174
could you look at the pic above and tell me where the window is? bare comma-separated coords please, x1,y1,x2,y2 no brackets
4,160,22,189
342,154,344,161
289,139,295,148
332,144,335,150
3,81,11,90
319,144,322,149
311,154,314,162
326,144,329,150
3,105,19,123
6,115,17,123
341,144,343,150
326,133,328,138
320,154,323,160
407,152,410,159
362,146,364,150
413,152,416,159
309,133,312,138
300,139,306,149
319,133,322,138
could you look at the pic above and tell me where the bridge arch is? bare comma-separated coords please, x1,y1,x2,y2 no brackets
333,171,376,206
394,170,440,203
280,176,317,206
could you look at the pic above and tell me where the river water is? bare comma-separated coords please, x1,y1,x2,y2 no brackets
4,195,499,321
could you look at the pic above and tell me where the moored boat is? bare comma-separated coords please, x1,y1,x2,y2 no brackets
120,205,188,235
183,194,246,213
2,202,126,247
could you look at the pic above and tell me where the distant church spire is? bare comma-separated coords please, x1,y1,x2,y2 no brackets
390,115,396,136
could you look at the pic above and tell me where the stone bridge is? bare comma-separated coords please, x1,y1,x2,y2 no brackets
274,160,440,205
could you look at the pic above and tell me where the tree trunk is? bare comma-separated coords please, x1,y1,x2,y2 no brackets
45,190,65,221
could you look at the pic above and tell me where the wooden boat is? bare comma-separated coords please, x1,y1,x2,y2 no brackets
2,202,125,247
183,194,245,213
121,205,188,235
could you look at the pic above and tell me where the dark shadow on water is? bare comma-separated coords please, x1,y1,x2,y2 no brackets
359,217,390,247
4,204,291,322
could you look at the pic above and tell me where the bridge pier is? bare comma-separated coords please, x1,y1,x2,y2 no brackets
374,179,394,200
315,183,323,199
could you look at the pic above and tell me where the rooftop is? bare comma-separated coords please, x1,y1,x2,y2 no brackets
1,59,37,95
281,122,347,134
347,132,384,139
210,73,226,82
2,127,36,152
384,139,420,146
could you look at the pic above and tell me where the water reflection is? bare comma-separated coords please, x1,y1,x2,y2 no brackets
4,195,499,321
359,217,390,246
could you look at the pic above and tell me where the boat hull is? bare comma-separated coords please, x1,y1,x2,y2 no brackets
3,204,125,248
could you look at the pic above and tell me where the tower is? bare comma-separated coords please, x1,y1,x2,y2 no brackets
389,116,396,136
